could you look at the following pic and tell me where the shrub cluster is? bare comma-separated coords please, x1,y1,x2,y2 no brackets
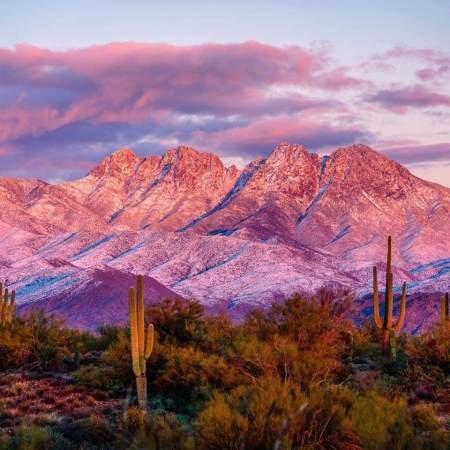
0,290,449,449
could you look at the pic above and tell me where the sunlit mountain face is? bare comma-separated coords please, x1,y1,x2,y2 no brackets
1,143,448,331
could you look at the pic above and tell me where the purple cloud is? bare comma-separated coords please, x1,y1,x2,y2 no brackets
382,142,450,164
367,85,450,112
0,42,448,182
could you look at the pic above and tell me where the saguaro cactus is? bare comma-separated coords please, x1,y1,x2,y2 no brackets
0,282,15,326
373,236,407,355
441,292,449,322
129,275,154,411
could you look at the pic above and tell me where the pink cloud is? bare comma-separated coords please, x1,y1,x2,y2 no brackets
190,115,370,156
416,66,449,81
0,42,371,145
0,41,448,182
373,46,450,83
381,142,450,164
367,85,450,113
313,67,373,90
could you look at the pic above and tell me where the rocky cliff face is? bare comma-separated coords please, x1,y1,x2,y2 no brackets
62,145,240,230
0,142,449,331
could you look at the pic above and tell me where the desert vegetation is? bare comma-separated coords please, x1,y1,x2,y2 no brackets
0,284,448,449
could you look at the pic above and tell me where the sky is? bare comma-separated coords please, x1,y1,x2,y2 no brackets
0,0,449,186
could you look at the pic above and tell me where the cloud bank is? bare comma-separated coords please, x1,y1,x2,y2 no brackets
0,42,449,185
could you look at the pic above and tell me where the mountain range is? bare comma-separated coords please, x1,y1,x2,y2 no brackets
0,143,448,331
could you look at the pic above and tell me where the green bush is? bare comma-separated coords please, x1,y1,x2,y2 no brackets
0,425,56,450
145,298,207,346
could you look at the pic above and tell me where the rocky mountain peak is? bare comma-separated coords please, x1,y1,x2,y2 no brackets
156,145,238,190
323,143,415,193
243,143,321,197
163,145,225,168
90,148,141,178
269,142,308,159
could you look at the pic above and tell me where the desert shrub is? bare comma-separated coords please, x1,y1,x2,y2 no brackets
232,334,304,382
238,289,354,386
349,391,412,450
408,403,450,450
144,413,194,450
406,322,450,377
352,320,382,358
195,377,360,450
121,409,193,449
200,313,236,354
1,425,51,450
0,312,72,371
74,329,135,394
96,324,122,350
101,329,134,386
4,426,50,449
145,298,207,346
25,311,73,371
0,315,37,370
349,389,450,450
152,344,241,413
73,365,125,396
52,415,115,448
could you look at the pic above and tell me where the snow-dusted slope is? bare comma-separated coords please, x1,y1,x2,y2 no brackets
0,143,448,330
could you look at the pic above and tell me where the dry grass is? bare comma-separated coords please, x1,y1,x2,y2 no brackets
0,372,121,430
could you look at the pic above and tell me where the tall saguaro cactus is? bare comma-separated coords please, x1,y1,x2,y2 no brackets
129,275,155,411
441,292,449,322
0,282,15,326
373,236,407,354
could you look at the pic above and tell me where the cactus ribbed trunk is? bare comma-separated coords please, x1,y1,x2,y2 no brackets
382,329,391,353
128,275,155,413
390,335,397,361
136,376,148,410
372,237,407,358
441,293,449,322
0,282,15,326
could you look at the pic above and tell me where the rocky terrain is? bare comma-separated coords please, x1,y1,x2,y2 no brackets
0,143,448,331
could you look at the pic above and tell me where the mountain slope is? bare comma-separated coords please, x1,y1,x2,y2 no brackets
62,146,240,230
16,266,180,330
0,142,448,330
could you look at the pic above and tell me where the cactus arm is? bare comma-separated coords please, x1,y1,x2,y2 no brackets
136,275,146,375
6,290,15,323
386,236,392,274
129,287,142,377
145,323,154,359
393,282,407,332
446,293,449,320
1,288,9,325
373,266,383,329
442,293,449,321
384,272,394,329
0,282,3,325
383,237,393,330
